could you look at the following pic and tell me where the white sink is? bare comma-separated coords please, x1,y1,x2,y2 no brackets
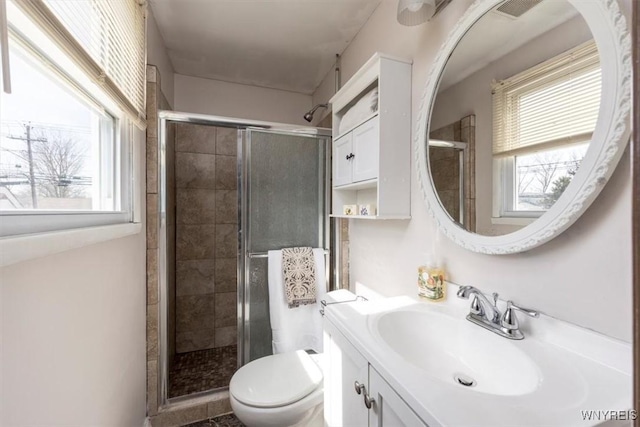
373,309,541,396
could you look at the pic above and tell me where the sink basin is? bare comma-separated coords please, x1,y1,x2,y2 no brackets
373,308,541,396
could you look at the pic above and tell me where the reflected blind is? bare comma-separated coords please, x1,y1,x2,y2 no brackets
13,0,146,126
492,41,601,157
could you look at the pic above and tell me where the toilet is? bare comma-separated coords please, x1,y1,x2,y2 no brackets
229,350,325,427
229,280,355,427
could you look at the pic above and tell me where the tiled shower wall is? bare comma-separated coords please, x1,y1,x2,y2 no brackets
146,65,172,417
339,218,350,288
174,124,238,353
146,65,232,426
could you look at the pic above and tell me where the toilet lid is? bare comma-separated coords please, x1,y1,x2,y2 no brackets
230,350,323,408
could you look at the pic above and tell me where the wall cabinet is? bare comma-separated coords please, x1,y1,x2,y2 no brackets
333,117,380,187
324,319,426,427
330,53,412,220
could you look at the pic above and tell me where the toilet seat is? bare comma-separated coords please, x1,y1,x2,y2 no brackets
230,350,323,408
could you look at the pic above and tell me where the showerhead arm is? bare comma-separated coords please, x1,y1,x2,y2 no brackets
309,103,328,114
303,103,329,122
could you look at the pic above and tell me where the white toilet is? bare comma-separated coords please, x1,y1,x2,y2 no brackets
229,350,325,427
229,249,355,427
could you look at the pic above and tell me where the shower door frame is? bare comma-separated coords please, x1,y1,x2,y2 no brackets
238,128,331,365
156,110,331,409
428,139,468,227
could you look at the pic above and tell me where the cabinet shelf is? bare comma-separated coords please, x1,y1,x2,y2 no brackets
334,179,377,191
334,111,379,141
330,214,411,220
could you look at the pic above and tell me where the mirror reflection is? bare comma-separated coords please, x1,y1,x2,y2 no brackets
428,0,600,236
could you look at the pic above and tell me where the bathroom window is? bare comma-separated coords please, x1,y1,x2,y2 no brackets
492,41,601,221
0,0,145,237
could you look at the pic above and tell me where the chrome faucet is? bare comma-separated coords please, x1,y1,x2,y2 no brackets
456,285,539,340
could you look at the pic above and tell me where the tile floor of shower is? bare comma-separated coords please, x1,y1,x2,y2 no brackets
169,345,238,398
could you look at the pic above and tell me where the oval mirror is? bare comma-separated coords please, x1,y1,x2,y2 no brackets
417,0,631,254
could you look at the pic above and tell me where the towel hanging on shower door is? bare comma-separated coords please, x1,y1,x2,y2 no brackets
282,247,317,308
267,248,327,354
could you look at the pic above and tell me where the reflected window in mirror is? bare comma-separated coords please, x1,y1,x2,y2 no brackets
492,41,601,224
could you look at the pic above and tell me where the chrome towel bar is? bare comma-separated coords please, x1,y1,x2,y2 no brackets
319,295,368,316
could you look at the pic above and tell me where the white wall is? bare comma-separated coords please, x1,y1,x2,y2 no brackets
0,130,147,426
174,74,312,125
147,8,175,106
314,0,633,341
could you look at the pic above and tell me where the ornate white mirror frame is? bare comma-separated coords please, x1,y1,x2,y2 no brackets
416,0,632,254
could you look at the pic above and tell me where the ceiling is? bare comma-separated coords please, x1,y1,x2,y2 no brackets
149,0,382,95
439,0,582,91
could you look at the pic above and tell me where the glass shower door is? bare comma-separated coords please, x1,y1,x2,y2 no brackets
239,130,329,364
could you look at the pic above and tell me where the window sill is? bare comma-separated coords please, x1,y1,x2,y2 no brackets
491,217,537,226
0,222,142,267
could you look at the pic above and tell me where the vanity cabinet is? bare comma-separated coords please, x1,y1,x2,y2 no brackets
369,367,425,427
330,53,411,219
324,318,426,427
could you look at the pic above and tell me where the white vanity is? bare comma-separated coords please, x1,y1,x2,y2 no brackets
323,293,632,427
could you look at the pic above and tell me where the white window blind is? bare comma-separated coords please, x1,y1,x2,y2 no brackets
10,0,146,127
492,41,601,157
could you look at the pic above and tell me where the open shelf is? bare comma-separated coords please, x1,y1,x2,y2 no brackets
330,214,412,220
334,179,378,191
334,111,379,141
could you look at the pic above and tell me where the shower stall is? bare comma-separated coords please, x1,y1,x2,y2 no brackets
429,114,476,232
156,111,331,404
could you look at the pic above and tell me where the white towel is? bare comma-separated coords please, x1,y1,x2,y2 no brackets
268,248,327,354
338,87,379,135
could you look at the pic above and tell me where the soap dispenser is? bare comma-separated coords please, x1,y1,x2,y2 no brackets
417,254,446,301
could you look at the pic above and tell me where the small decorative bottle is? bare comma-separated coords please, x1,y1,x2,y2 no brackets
418,255,446,301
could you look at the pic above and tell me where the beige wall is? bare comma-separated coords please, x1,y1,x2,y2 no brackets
313,0,633,341
0,130,147,426
174,74,312,125
147,8,175,106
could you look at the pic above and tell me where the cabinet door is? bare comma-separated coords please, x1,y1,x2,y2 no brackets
324,321,369,427
351,116,379,183
333,133,353,187
369,367,427,427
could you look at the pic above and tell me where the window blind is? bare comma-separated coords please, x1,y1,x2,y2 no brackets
492,41,601,157
11,0,146,127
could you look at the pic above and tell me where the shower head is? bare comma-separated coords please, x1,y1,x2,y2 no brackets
303,103,328,122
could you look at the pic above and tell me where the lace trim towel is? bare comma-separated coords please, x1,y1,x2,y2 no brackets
282,247,317,308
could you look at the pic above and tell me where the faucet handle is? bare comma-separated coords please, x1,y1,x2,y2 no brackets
501,300,539,330
470,295,484,316
509,301,539,318
492,292,499,307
